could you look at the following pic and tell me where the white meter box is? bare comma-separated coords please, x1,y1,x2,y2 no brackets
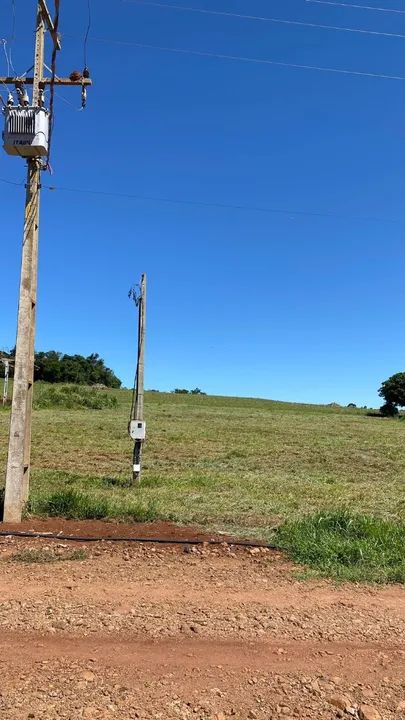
130,420,146,441
3,107,50,157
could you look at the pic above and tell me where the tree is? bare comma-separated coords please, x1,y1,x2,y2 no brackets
380,402,399,418
1,348,121,387
378,373,405,416
34,351,121,387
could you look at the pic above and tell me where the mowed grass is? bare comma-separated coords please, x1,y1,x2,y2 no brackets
0,384,404,580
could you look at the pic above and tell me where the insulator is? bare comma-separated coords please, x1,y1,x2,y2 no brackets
16,85,29,107
83,66,90,79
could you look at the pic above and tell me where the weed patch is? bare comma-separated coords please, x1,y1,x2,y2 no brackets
9,548,87,564
275,510,405,583
28,488,160,523
28,489,111,520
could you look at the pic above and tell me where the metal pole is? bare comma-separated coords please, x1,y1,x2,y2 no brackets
3,3,44,522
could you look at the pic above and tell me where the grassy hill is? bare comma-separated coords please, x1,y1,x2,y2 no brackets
0,384,404,532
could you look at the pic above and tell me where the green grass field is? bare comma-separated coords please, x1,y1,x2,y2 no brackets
1,383,404,581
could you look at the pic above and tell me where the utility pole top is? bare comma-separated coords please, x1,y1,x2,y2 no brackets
39,0,62,50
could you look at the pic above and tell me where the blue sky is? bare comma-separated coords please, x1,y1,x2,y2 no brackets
1,0,405,406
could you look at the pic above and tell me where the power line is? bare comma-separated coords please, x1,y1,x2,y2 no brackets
1,39,10,78
0,176,398,224
84,0,92,69
306,0,405,14
47,0,61,171
86,36,405,81
0,177,24,187
8,0,16,74
122,0,405,40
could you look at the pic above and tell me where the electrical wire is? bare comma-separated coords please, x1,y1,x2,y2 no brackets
84,0,91,68
0,175,401,225
122,0,405,41
8,0,16,75
86,36,405,81
1,39,10,77
46,0,61,171
33,181,400,225
0,177,400,225
0,177,24,187
306,0,405,13
54,89,82,110
0,3,17,84
10,0,16,42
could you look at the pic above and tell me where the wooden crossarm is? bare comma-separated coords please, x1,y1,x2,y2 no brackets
0,77,92,87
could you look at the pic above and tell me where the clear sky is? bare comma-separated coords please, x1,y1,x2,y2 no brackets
1,0,405,406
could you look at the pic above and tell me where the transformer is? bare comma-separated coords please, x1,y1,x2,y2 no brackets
3,106,50,158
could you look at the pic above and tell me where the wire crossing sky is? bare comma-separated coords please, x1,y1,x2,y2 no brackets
306,0,405,14
1,0,405,407
122,0,405,39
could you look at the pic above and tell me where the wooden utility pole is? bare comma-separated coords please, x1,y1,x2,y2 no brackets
129,274,147,484
2,1,91,522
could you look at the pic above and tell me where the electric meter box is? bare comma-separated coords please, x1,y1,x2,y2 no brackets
129,420,146,441
3,107,50,157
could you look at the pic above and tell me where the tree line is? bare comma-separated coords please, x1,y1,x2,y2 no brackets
0,350,121,388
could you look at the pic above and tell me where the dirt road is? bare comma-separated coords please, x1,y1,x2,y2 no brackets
0,521,404,720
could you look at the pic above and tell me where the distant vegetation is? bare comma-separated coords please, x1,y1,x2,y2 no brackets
33,384,118,410
0,349,121,388
379,373,405,417
172,388,206,395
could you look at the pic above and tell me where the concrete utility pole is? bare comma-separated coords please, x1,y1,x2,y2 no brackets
2,1,91,522
1,358,14,407
129,274,147,485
